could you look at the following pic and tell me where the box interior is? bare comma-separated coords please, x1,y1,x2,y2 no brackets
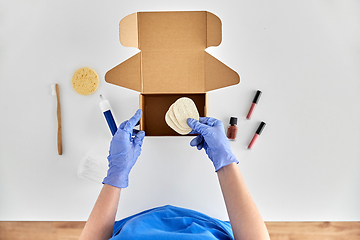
140,93,206,136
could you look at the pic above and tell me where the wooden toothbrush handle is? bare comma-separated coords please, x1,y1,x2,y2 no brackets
55,84,62,155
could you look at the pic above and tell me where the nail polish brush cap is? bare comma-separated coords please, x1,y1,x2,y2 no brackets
229,117,237,125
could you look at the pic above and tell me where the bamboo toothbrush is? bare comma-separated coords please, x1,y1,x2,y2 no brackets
51,84,62,155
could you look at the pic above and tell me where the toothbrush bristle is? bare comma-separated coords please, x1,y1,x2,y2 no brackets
51,84,56,95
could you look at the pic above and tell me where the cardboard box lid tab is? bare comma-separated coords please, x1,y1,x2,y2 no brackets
105,11,240,93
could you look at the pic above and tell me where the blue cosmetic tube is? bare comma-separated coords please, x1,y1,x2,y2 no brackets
99,95,117,136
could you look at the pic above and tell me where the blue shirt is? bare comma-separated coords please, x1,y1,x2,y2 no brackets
110,205,234,239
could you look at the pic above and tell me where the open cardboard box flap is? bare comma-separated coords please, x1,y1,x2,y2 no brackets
105,11,240,136
105,11,239,94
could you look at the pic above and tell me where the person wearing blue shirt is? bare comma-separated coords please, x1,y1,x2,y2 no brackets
79,109,270,240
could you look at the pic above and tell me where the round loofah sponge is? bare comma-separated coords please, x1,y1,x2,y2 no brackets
72,67,99,95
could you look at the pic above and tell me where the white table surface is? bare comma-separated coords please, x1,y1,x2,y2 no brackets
1,0,359,221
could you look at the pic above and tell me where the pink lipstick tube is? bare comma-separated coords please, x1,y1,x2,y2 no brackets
248,121,266,149
246,90,262,119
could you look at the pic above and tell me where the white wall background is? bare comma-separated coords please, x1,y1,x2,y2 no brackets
0,0,359,221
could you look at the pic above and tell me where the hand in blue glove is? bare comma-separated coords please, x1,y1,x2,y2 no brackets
103,109,145,188
187,117,238,171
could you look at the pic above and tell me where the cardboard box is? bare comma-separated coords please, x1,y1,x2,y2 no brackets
105,11,240,136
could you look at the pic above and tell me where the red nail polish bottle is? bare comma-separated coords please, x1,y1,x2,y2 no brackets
227,117,238,140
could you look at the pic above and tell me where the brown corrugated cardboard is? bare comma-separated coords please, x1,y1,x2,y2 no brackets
105,11,240,136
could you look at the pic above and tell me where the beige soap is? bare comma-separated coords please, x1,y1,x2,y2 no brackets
165,97,199,135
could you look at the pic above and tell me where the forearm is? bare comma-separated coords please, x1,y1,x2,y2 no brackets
217,163,270,240
79,184,121,240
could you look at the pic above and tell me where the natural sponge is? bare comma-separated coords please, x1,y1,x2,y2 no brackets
72,67,99,95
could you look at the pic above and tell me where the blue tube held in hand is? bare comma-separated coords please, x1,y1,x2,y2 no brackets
103,110,117,135
103,109,145,188
99,95,118,136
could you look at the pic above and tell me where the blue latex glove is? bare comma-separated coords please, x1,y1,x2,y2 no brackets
103,109,145,188
187,117,238,171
